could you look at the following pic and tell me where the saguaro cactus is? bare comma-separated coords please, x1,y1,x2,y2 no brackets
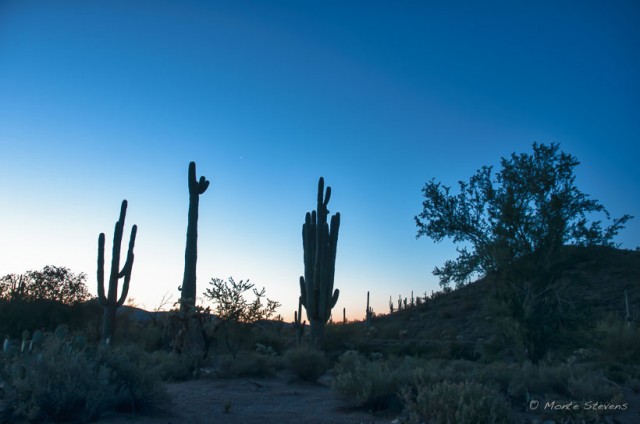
293,296,306,346
98,200,137,344
300,177,340,347
365,291,373,328
180,161,210,312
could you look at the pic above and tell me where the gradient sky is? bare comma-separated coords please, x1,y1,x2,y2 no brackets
1,1,638,320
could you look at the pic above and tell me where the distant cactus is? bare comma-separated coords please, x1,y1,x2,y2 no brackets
293,296,306,346
389,296,394,313
180,161,210,312
410,291,415,308
97,200,137,344
299,177,340,348
365,291,373,328
398,294,403,311
343,307,346,324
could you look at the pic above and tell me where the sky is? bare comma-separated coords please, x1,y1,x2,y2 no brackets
1,1,639,321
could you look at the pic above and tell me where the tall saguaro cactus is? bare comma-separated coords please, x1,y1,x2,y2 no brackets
300,177,341,347
180,161,210,312
98,200,137,344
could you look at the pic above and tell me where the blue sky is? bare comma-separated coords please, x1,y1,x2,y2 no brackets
1,1,638,320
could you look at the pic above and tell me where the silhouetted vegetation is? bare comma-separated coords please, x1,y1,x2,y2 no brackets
1,155,637,423
203,277,280,357
0,266,90,304
300,177,341,348
415,142,633,362
0,266,99,338
180,161,209,312
97,199,137,345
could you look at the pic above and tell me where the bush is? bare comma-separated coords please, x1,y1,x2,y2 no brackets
147,350,194,381
1,332,168,422
100,346,169,413
596,316,640,363
402,380,512,424
284,346,328,382
214,352,277,378
332,351,407,411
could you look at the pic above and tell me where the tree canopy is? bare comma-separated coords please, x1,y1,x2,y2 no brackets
415,143,631,288
0,265,91,304
203,277,280,324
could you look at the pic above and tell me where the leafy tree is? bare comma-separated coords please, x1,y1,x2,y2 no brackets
415,143,632,361
203,277,280,356
0,266,97,337
0,265,90,304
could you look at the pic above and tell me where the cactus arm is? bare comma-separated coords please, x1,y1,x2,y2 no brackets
109,201,127,290
198,177,209,194
116,224,137,306
299,276,307,308
97,233,106,305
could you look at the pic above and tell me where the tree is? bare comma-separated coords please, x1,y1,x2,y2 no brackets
415,143,632,361
203,277,280,356
0,266,90,304
0,266,95,337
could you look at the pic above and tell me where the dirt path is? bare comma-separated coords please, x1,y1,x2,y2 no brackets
97,372,389,424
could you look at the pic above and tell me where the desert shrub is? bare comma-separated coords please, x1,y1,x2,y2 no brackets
147,350,193,381
203,277,280,358
323,323,366,352
250,325,287,355
376,320,404,340
567,372,622,403
137,324,164,352
2,336,113,422
401,380,512,424
596,316,640,363
504,362,571,403
0,298,102,340
214,352,277,378
332,351,408,411
1,333,168,422
284,346,329,382
100,345,169,413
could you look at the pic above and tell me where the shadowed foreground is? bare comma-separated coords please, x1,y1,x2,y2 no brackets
97,372,383,424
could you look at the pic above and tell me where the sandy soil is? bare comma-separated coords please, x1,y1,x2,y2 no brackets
96,372,388,424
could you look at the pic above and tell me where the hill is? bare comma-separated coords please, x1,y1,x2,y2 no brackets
328,245,640,361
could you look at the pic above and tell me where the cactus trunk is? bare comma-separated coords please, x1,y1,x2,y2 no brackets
180,161,210,312
97,200,137,344
299,177,340,348
293,296,306,346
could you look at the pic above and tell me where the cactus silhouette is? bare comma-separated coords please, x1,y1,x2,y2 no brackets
180,161,210,312
365,291,373,328
300,177,340,347
293,296,306,346
97,199,137,344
